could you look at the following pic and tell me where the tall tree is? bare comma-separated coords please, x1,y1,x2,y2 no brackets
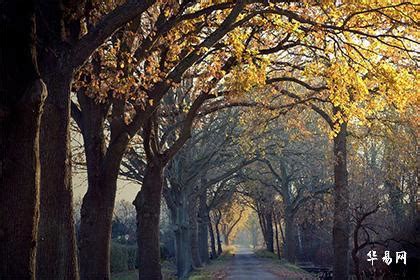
0,1,46,278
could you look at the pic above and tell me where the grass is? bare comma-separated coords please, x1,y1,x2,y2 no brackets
111,255,231,280
221,245,236,256
253,249,310,274
111,270,137,280
111,260,177,280
187,249,235,280
254,249,279,259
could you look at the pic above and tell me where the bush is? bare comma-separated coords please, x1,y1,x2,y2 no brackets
222,245,236,256
111,242,138,273
111,243,128,273
127,245,137,270
254,249,278,259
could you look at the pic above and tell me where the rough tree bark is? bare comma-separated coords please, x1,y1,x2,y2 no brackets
215,211,223,255
265,212,274,253
175,200,193,278
273,212,281,259
79,177,117,280
189,197,203,268
36,1,155,278
332,118,350,280
35,1,82,277
75,91,128,280
38,71,79,280
284,212,296,263
258,210,274,253
134,161,165,279
197,191,210,263
209,219,218,259
0,1,46,278
165,185,193,279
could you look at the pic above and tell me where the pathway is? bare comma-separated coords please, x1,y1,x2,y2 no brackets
225,247,279,280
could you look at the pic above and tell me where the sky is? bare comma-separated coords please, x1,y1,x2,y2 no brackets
73,170,139,202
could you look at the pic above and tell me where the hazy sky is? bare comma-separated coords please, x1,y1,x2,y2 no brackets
73,170,140,202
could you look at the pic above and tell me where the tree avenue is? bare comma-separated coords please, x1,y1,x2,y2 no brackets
0,1,418,280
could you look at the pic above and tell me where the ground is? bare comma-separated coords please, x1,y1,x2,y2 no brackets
112,246,314,280
189,246,314,280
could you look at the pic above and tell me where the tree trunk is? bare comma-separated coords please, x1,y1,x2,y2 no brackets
78,176,118,280
197,192,209,263
169,189,192,279
251,223,258,249
257,212,267,247
284,212,296,263
77,91,123,280
273,213,281,259
134,162,164,280
352,236,361,280
0,2,46,277
265,213,274,253
189,197,202,268
332,119,350,280
0,80,46,279
215,217,223,255
37,70,79,280
208,220,217,259
223,233,230,246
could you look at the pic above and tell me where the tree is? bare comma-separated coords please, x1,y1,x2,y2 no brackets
2,1,156,279
218,196,250,246
0,2,46,278
71,2,250,277
223,1,417,275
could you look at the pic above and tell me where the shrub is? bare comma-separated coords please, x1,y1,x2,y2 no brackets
111,242,138,273
126,245,137,270
111,242,128,273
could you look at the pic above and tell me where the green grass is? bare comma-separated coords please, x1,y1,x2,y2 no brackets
111,260,176,280
111,270,137,280
253,249,309,274
187,251,234,280
188,270,213,280
254,249,279,259
282,262,308,273
221,245,236,256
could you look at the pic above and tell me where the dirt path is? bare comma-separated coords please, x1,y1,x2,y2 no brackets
225,247,278,280
224,247,314,280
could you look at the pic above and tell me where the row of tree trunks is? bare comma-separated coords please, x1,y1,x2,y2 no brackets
35,1,154,278
8,1,153,278
258,210,275,253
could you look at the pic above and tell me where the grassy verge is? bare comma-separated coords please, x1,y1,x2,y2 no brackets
254,249,279,259
253,249,311,275
111,270,137,280
188,248,235,280
111,260,176,280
